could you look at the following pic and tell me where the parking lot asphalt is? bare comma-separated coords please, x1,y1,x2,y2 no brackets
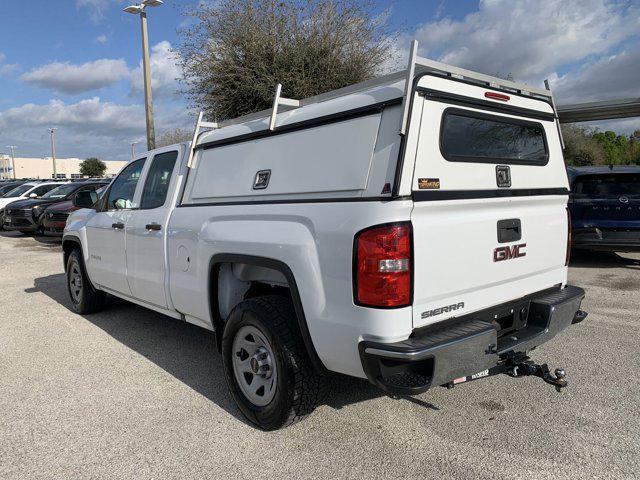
0,230,638,480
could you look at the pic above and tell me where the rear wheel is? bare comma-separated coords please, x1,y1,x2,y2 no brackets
222,295,322,430
66,249,106,314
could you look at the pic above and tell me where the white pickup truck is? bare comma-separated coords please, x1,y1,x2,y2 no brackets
62,49,586,430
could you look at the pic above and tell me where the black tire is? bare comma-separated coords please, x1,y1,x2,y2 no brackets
66,248,106,314
34,216,45,236
222,295,323,430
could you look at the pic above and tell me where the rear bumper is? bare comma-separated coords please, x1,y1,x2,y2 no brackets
359,285,585,395
572,227,640,252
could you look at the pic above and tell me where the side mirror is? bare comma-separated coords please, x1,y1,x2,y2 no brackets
73,190,98,209
29,193,38,198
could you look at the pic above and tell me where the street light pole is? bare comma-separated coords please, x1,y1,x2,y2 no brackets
140,10,155,151
6,145,17,179
124,0,163,152
48,128,58,178
131,141,139,160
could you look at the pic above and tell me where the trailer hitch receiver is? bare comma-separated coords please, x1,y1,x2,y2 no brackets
507,357,567,392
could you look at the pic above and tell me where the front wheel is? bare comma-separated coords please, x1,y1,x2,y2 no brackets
222,295,323,430
66,249,106,314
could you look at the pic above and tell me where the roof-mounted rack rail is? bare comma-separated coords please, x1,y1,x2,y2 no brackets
399,40,562,147
399,40,554,134
186,38,564,168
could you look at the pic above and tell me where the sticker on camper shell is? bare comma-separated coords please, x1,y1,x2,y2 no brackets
418,178,440,189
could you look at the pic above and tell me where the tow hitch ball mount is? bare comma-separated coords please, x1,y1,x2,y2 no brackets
445,354,568,392
506,356,567,392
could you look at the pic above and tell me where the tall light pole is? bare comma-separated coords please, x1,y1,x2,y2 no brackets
124,0,163,151
48,128,58,178
6,145,17,179
131,141,139,160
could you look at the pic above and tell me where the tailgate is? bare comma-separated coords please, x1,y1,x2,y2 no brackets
408,76,570,328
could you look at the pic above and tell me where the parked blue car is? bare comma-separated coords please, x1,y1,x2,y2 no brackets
567,166,640,252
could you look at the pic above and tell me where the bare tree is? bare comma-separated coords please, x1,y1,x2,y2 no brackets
561,124,607,166
156,128,192,148
177,0,397,121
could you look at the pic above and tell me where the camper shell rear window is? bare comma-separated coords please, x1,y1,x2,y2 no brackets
440,108,549,166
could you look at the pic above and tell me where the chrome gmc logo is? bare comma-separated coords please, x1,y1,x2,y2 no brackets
494,243,527,262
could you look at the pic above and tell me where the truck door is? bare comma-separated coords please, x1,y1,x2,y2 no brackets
85,158,146,295
408,76,570,329
125,149,180,308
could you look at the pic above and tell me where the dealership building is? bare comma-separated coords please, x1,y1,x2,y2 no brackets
0,156,128,180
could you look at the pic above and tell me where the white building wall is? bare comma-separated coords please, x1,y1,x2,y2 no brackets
0,157,128,180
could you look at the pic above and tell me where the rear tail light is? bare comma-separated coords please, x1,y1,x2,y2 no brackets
354,222,412,308
566,207,572,266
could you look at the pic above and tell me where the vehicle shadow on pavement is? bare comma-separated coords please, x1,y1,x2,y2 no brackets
569,250,640,269
26,274,438,424
0,230,62,248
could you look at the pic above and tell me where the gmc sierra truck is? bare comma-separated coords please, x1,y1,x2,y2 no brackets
62,45,586,430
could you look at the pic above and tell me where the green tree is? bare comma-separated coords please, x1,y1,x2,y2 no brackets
177,0,397,121
592,131,629,164
79,157,107,177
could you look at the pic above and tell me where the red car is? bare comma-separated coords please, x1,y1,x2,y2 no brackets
42,184,107,236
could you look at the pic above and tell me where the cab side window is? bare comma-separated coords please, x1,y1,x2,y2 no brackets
107,159,145,210
139,151,178,210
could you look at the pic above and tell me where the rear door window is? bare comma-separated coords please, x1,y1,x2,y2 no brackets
139,151,178,210
573,174,640,196
440,108,548,165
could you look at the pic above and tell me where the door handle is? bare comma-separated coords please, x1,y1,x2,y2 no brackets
497,218,521,243
145,223,162,231
112,222,124,230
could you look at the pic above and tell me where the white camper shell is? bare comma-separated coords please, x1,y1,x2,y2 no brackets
63,42,586,430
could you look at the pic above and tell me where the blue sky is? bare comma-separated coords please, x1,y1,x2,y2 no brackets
0,0,638,160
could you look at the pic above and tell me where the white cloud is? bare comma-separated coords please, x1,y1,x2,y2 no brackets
96,34,108,44
0,97,142,135
0,52,19,76
0,98,193,160
582,118,640,136
414,0,639,83
76,0,118,23
130,41,182,98
21,59,129,94
551,46,640,104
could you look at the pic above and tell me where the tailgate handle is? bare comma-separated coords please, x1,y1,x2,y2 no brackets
497,219,521,243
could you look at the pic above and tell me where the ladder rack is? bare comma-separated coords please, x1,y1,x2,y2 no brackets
186,39,563,168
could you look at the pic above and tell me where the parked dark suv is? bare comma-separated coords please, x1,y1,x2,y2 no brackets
567,166,640,252
3,181,108,235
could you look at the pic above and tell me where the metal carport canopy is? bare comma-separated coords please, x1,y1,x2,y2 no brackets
557,98,640,123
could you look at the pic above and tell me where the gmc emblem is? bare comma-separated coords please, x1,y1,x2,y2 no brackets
494,243,527,262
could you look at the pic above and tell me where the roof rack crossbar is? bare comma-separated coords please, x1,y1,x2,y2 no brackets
269,83,301,131
397,40,552,136
186,111,219,168
411,53,550,98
